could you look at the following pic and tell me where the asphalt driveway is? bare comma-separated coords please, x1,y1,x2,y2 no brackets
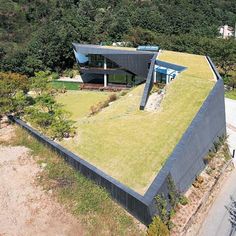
198,98,236,236
225,98,236,164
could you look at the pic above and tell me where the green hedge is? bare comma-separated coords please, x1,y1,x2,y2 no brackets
51,81,80,90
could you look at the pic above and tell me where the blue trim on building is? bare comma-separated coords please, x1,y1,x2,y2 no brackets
155,60,187,72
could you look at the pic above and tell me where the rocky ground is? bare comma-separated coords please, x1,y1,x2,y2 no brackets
145,91,164,112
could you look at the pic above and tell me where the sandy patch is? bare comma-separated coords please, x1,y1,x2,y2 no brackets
0,144,83,236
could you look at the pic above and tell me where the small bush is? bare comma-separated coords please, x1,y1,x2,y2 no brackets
206,167,213,175
89,94,117,116
203,153,213,164
63,69,74,78
213,140,221,153
90,105,100,116
108,93,117,102
51,72,59,80
155,194,169,225
193,175,204,188
192,180,201,188
196,175,204,184
101,100,109,108
147,216,169,236
179,196,188,206
150,84,160,94
120,90,128,96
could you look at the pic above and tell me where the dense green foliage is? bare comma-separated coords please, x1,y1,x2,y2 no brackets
0,0,236,76
0,72,30,118
0,71,76,139
25,71,76,139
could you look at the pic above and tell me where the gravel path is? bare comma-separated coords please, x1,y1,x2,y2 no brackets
0,127,83,236
145,92,164,112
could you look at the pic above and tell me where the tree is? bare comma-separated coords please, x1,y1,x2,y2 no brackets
0,72,30,120
125,27,157,47
1,0,236,75
25,71,76,139
30,71,53,95
213,39,236,77
224,73,236,90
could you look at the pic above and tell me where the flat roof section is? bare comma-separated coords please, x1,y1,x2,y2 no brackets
72,43,155,55
59,50,216,195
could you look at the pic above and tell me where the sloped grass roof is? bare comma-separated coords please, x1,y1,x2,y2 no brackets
59,51,215,194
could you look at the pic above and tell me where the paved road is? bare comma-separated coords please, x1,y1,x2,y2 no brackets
198,98,236,236
198,170,236,236
225,98,236,165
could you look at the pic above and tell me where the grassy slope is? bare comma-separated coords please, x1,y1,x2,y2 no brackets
59,51,215,194
57,91,110,120
6,127,143,236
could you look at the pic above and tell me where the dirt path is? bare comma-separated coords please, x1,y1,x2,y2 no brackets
0,128,83,236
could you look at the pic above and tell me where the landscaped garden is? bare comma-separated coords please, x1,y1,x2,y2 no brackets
57,50,215,194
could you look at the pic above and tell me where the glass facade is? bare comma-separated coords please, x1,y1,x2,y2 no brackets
108,74,135,86
82,55,120,69
78,53,145,87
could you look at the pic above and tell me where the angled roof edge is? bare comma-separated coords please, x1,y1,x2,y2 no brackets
72,43,155,55
155,60,187,72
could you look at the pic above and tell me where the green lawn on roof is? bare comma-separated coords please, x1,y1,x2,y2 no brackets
58,50,215,195
57,90,110,120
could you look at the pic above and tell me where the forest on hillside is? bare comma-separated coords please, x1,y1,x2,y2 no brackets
0,0,236,76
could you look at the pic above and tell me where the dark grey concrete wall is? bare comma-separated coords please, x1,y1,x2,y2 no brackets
139,53,158,110
170,78,226,191
144,64,226,214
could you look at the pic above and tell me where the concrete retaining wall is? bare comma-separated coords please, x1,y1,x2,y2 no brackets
144,57,226,212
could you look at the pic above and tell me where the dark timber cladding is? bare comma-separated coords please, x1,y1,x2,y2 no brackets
72,43,155,79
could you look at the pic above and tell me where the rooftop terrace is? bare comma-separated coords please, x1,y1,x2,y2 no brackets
58,50,215,194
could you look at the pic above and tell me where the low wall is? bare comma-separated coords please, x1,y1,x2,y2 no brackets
139,53,158,110
8,57,226,225
8,115,152,225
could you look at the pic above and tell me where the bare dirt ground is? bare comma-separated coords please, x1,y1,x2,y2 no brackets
0,126,84,236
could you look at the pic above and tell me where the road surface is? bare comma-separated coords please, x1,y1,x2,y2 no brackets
198,98,236,236
225,98,236,165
